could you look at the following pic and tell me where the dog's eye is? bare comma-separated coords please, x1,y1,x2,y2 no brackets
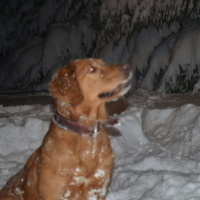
88,66,97,73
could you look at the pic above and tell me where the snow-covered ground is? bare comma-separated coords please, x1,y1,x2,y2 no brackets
1,90,200,199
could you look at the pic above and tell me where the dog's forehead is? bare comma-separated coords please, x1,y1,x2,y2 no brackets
74,58,105,67
89,58,105,65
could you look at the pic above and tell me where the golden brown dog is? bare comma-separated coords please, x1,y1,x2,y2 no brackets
0,58,132,200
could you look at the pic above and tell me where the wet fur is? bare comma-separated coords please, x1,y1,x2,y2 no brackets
0,58,131,200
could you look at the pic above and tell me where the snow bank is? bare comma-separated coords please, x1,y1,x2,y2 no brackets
0,104,53,187
1,91,200,199
107,92,200,199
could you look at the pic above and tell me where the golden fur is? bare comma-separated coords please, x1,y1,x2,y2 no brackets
0,58,132,200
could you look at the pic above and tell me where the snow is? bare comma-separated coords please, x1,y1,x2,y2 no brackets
1,1,200,197
0,0,199,93
157,22,200,93
140,33,177,90
94,169,106,179
1,90,200,199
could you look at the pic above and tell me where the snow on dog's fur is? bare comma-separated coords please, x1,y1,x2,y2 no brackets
0,58,132,200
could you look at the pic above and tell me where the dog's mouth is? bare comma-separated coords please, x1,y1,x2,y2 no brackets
98,80,131,99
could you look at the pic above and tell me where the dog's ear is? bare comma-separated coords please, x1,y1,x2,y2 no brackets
49,62,83,105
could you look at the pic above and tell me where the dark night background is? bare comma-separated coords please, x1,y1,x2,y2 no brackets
0,0,200,94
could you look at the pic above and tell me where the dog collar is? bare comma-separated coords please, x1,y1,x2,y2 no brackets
53,110,102,138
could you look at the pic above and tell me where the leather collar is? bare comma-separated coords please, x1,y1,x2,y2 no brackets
53,110,102,138
53,110,119,138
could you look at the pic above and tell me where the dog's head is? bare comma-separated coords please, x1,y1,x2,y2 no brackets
49,58,132,122
50,58,132,104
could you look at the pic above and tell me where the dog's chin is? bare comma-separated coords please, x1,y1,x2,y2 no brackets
98,80,131,101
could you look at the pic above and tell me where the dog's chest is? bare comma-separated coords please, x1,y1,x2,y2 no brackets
41,131,112,174
38,131,113,200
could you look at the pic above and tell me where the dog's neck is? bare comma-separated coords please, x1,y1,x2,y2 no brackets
53,110,102,138
55,101,107,128
53,108,118,138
